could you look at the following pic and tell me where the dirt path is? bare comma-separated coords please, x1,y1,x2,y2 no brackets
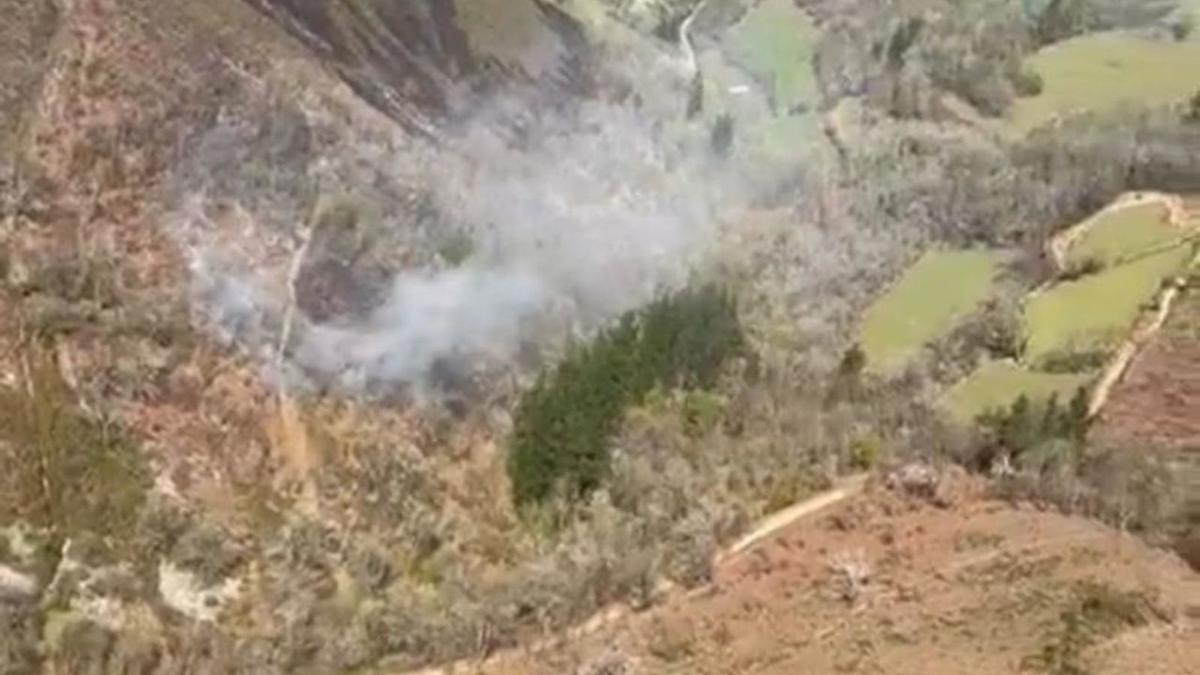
723,473,868,559
1081,195,1198,418
1045,191,1184,275
268,214,318,509
477,474,1200,675
1033,191,1198,419
1087,263,1192,418
395,474,869,675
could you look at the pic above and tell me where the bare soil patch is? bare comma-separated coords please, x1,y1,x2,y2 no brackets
1095,289,1200,450
453,472,1200,675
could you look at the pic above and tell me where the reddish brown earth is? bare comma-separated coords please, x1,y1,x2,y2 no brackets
455,473,1200,675
1095,273,1200,452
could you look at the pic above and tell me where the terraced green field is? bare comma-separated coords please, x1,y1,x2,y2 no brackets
860,249,1004,374
725,0,818,114
1066,201,1178,268
1010,32,1200,133
942,361,1094,423
1024,245,1192,363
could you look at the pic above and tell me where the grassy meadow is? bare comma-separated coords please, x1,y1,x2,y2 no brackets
1066,202,1179,268
725,0,819,114
1009,31,1200,133
1024,245,1191,363
860,249,1004,374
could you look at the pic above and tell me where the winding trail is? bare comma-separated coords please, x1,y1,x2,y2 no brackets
1086,270,1189,418
723,473,868,559
269,214,319,510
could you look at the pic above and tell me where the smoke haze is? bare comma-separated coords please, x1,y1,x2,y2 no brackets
172,37,800,396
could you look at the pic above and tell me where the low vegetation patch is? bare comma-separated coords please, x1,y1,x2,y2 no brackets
860,249,1004,375
1056,255,1104,281
942,361,1093,425
725,0,819,114
975,387,1090,468
508,284,744,509
0,351,148,547
1024,581,1157,674
1038,347,1109,373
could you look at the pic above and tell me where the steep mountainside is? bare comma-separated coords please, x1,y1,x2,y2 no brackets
2,1,1198,674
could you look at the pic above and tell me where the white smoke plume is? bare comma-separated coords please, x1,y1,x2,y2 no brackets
172,33,803,396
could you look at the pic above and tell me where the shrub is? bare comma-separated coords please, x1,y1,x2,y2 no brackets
686,72,704,119
1039,348,1108,373
435,230,475,266
710,115,735,157
886,17,925,69
681,390,726,436
926,295,1024,385
838,344,867,377
975,386,1090,466
1013,67,1045,97
25,250,122,308
0,601,39,674
508,285,743,509
171,526,244,586
1187,90,1200,124
849,435,883,470
1057,256,1104,281
828,549,872,604
1171,14,1194,42
0,351,148,545
1036,0,1098,46
645,618,696,662
1024,581,1154,674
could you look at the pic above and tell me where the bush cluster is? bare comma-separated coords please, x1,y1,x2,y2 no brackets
975,388,1090,468
1038,347,1108,373
1024,580,1155,674
1035,0,1099,46
508,284,744,508
1057,256,1104,282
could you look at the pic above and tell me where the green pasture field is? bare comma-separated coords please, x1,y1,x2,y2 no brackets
1009,31,1200,133
1024,245,1192,363
860,249,1005,374
1066,201,1180,268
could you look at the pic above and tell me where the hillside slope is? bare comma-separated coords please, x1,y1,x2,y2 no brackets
3,1,1200,674
479,471,1200,675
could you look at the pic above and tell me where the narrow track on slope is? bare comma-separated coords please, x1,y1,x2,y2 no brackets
396,472,869,675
